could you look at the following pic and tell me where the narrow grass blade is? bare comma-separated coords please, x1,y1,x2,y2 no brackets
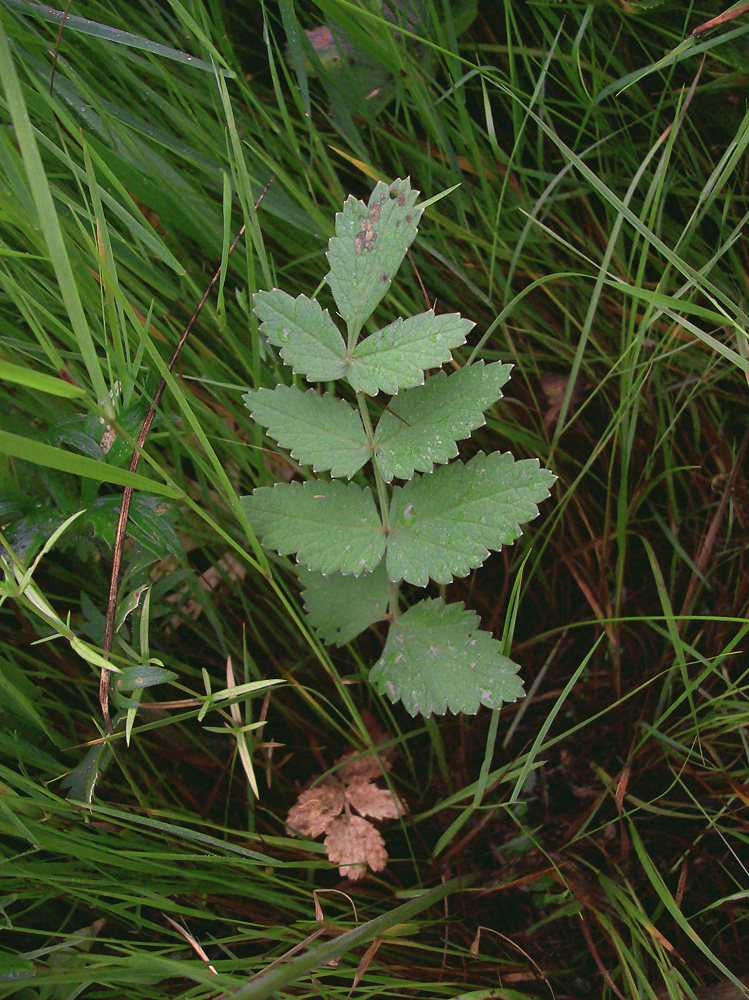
0,430,184,498
1,0,234,75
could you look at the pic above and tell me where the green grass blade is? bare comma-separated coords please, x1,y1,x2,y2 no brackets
1,0,234,75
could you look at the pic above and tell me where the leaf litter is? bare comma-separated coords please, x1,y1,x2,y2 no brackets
286,733,405,880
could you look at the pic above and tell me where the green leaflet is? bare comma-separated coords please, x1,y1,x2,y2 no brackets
244,386,370,479
326,179,422,337
253,289,347,382
386,452,556,586
301,562,390,646
241,480,385,577
347,311,473,395
374,361,513,481
370,598,524,717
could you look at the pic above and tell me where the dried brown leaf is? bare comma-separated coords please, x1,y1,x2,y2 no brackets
286,782,345,839
287,722,405,878
350,937,382,993
539,372,585,429
336,747,394,784
324,815,388,880
345,781,405,821
357,710,392,747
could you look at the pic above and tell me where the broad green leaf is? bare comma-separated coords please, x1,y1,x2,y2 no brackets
60,738,113,803
244,386,370,479
301,562,390,645
374,361,513,481
241,480,385,577
326,178,422,334
1,503,69,564
370,598,524,717
386,451,555,586
88,496,184,562
112,664,178,693
50,379,151,470
2,487,182,565
347,311,474,396
253,290,347,382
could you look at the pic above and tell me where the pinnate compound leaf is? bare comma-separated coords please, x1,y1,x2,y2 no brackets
326,178,422,331
244,386,370,479
285,738,404,879
374,361,513,481
370,598,524,717
386,451,556,586
324,815,388,880
347,311,474,396
301,562,390,646
286,782,345,839
253,289,346,381
241,480,385,577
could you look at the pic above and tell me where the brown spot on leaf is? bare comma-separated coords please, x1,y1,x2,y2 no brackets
355,212,378,254
100,425,116,454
